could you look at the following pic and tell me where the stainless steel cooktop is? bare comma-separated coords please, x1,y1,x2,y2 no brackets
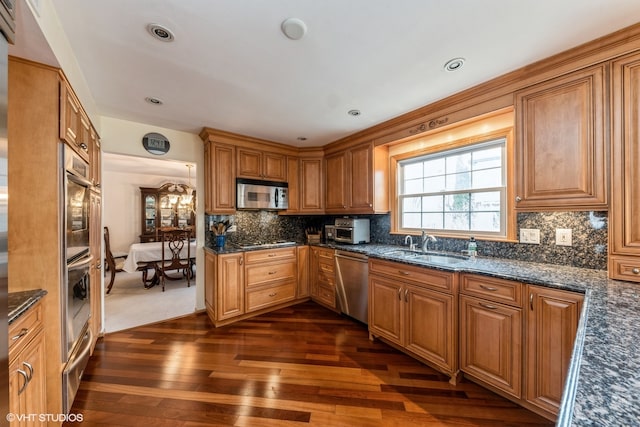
237,241,297,250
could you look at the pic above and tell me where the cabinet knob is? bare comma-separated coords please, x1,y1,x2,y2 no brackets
633,268,640,275
79,142,88,151
515,196,522,202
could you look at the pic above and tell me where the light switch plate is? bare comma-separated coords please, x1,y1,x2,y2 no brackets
556,228,572,246
520,228,540,244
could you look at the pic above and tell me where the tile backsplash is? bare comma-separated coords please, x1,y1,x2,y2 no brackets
206,211,608,270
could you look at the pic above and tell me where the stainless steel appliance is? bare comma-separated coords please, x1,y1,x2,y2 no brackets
0,0,13,417
236,178,288,210
334,218,370,244
325,225,335,241
335,250,369,324
61,145,93,414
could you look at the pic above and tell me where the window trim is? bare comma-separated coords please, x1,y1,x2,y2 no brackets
390,127,517,242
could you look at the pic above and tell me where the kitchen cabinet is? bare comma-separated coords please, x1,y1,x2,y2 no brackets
525,285,583,418
138,184,196,242
609,51,640,282
59,80,90,162
286,154,324,214
89,190,102,351
207,252,245,324
296,246,310,298
514,63,608,210
237,147,287,181
245,247,297,312
203,141,236,214
459,274,523,398
9,301,47,426
89,126,101,191
310,247,336,309
285,156,300,212
368,259,457,380
324,141,389,214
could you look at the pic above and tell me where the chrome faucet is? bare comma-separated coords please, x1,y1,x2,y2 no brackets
421,231,437,253
404,235,416,251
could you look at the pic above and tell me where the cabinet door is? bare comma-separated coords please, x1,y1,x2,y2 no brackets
9,330,46,427
89,191,102,349
90,127,101,190
526,285,582,416
237,148,262,178
514,64,607,210
349,143,373,210
211,143,236,213
325,151,348,211
216,253,245,320
286,156,300,212
296,246,310,298
204,251,216,319
263,152,287,181
610,52,640,281
300,157,324,212
368,275,403,346
460,295,522,398
405,285,456,374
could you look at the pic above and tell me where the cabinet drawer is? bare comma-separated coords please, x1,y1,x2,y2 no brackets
8,302,43,358
369,259,454,293
246,260,297,288
609,256,640,283
315,283,336,308
245,247,297,264
246,282,296,312
461,274,523,307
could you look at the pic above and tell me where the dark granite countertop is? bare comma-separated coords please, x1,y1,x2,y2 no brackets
8,289,47,324
205,241,639,426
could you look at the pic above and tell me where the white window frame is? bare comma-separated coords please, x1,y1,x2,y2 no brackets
395,136,508,239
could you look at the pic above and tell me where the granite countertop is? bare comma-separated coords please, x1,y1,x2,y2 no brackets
8,289,48,324
205,241,639,426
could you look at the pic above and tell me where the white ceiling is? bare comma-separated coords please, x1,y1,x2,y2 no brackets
102,152,196,179
15,1,640,147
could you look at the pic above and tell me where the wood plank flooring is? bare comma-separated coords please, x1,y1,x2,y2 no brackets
67,302,554,426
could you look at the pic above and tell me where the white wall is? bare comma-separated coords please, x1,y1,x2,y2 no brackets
100,116,205,310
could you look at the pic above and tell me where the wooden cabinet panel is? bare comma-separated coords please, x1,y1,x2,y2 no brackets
610,51,640,282
525,285,583,416
204,251,216,320
216,253,245,321
405,284,456,373
207,143,236,214
368,258,454,293
244,247,296,264
300,157,324,212
296,246,310,298
461,274,523,307
515,64,607,210
285,156,300,212
325,151,347,210
89,191,102,349
310,247,336,309
245,260,296,288
350,143,373,209
89,127,101,190
246,282,296,312
460,294,522,398
368,274,403,345
264,152,287,181
237,148,262,178
237,148,287,181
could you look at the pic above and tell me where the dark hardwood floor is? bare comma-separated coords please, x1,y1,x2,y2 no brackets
67,302,553,426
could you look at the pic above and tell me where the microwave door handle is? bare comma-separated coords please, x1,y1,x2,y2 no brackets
275,188,279,208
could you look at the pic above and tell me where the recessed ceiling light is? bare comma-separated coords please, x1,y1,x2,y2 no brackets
147,23,175,42
296,136,307,141
145,97,163,105
347,109,361,116
444,57,465,72
281,18,307,40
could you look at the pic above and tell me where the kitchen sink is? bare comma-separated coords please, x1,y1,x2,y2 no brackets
383,249,468,264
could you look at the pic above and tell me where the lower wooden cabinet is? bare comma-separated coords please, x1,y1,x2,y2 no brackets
310,247,337,309
368,259,457,380
526,284,583,417
204,251,245,325
9,301,47,426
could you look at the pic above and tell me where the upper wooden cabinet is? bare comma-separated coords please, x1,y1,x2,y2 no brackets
324,142,389,214
60,80,90,163
237,147,287,181
609,51,640,282
285,154,325,214
203,141,236,214
514,64,608,211
89,127,101,190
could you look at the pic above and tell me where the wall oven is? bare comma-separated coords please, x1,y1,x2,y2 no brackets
61,145,93,414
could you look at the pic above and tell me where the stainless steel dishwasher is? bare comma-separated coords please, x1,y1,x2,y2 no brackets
334,250,369,324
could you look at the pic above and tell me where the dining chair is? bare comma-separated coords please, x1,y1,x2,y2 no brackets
104,226,127,294
155,228,193,292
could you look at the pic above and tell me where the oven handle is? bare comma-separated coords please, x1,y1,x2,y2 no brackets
68,255,93,270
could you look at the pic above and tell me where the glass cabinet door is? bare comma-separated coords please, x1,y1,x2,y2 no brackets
144,194,157,234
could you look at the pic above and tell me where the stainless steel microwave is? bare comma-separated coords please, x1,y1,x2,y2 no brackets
236,178,288,210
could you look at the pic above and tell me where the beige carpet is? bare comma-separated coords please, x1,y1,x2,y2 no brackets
104,269,196,333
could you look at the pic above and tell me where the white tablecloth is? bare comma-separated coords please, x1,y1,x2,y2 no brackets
122,240,197,273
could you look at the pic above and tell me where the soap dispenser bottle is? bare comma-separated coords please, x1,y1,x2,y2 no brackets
468,236,477,258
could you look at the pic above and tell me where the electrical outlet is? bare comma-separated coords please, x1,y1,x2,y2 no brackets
556,228,572,246
519,228,540,244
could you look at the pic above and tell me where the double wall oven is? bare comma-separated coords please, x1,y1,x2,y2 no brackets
61,145,93,414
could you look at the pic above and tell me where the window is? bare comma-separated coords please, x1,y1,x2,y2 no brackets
398,137,506,237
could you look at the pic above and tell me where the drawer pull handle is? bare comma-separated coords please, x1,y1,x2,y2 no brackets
633,268,640,275
404,289,409,303
530,293,534,311
268,271,277,275
268,254,277,257
479,302,497,310
397,288,402,300
17,369,29,395
23,362,34,381
12,328,29,341
269,293,277,297
398,271,410,276
479,285,498,291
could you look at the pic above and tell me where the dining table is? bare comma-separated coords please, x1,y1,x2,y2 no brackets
122,239,197,288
